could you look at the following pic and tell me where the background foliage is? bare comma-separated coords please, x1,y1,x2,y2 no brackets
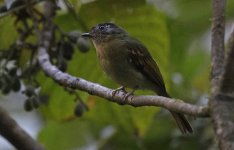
0,0,233,149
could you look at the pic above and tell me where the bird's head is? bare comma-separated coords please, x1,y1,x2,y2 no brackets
82,23,127,43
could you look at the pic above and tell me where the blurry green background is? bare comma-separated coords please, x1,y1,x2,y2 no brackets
0,0,234,149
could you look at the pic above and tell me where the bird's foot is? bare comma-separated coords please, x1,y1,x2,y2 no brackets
123,90,135,101
112,87,135,105
112,86,127,97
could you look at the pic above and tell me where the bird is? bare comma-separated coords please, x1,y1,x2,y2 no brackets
82,22,193,134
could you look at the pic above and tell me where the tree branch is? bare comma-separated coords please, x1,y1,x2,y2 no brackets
0,0,43,18
209,0,234,149
0,105,44,150
36,14,209,118
210,0,226,89
220,26,234,93
211,24,234,150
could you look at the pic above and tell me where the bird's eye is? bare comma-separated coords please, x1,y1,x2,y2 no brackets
99,26,105,30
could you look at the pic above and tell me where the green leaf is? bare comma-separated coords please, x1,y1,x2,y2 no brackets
0,17,17,49
38,120,90,150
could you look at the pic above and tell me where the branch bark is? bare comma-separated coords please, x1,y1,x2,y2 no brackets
0,105,44,150
36,11,209,117
220,27,234,93
210,0,226,89
210,27,234,150
209,0,234,149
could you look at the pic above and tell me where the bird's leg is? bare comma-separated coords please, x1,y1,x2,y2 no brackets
112,87,136,104
112,86,127,97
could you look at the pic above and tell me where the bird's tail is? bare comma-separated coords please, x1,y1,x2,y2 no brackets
158,91,193,134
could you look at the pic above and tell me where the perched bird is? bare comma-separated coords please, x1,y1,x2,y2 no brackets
82,23,193,134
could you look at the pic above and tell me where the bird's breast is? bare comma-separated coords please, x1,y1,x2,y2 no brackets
93,41,149,89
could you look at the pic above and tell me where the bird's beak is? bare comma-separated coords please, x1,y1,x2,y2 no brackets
81,32,92,38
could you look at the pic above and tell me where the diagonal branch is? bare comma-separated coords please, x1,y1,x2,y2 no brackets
0,105,44,150
0,0,43,18
36,16,209,117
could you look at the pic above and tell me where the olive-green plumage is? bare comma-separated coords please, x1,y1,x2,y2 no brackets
82,23,193,134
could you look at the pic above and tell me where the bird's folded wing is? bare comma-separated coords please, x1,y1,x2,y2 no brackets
124,40,166,91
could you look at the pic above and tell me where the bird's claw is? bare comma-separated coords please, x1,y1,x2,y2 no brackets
112,87,135,104
112,86,127,97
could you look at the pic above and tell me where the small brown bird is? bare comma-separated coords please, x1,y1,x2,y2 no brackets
82,23,193,134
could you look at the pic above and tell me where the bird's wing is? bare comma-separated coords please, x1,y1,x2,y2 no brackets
124,38,166,92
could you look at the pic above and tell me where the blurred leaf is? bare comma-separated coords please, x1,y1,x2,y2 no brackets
100,131,143,150
168,0,211,70
0,17,17,49
38,120,89,150
166,0,213,99
38,73,76,120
